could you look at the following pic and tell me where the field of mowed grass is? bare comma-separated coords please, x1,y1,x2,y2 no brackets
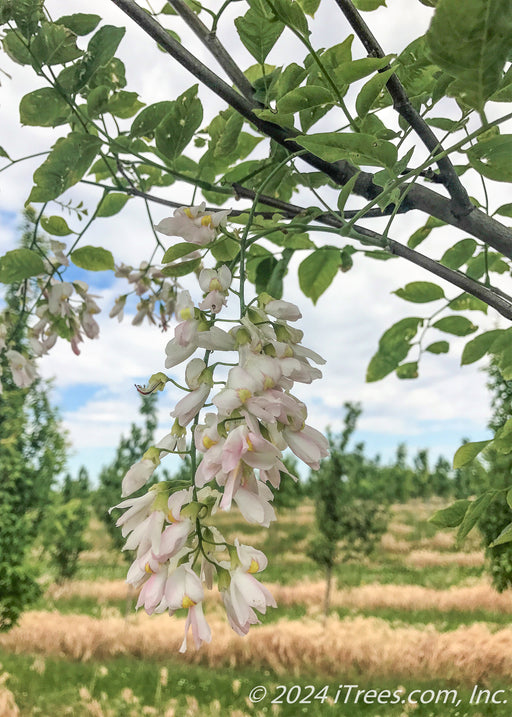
3,498,512,716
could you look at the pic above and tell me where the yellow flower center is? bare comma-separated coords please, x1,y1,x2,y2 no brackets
182,595,196,609
246,436,254,452
263,376,274,390
237,388,252,404
166,510,177,523
203,435,218,450
248,559,259,574
200,215,214,228
145,562,155,574
184,208,194,219
179,307,193,321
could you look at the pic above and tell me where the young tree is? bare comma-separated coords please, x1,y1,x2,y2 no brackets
2,0,512,648
40,468,91,583
0,211,68,629
477,364,512,592
308,403,388,615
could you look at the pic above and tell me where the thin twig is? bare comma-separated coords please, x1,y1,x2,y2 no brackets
331,0,474,217
167,0,257,102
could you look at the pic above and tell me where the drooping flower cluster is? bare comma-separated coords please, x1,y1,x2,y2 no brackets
112,204,328,651
112,260,180,330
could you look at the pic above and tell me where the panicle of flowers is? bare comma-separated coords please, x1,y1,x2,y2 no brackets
111,204,328,652
29,278,101,357
111,261,180,331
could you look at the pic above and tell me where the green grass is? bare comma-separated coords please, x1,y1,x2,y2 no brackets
2,649,511,717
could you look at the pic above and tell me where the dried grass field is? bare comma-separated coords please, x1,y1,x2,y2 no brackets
2,499,512,717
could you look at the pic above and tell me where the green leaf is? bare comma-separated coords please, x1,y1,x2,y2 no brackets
161,258,201,277
31,22,82,65
490,521,512,548
55,13,101,35
254,256,277,293
270,0,309,34
337,172,360,214
335,56,392,85
453,440,490,468
234,8,284,64
467,135,512,182
433,316,477,336
29,133,102,203
96,193,130,218
214,113,244,159
493,417,512,454
155,86,203,161
408,226,430,249
426,0,512,109
366,317,422,382
283,232,314,249
295,132,397,168
20,87,69,127
356,67,394,118
426,116,468,131
210,237,240,262
2,29,33,65
130,101,173,137
425,341,449,354
0,145,11,160
0,248,45,283
87,85,110,117
457,491,496,542
40,215,72,236
429,499,470,528
78,25,126,88
297,0,321,14
277,85,334,114
461,329,504,365
107,91,144,119
162,243,198,263
394,281,445,303
440,238,477,269
448,293,488,313
495,202,512,218
396,361,418,379
9,0,42,38
298,247,341,304
70,246,114,271
353,0,387,9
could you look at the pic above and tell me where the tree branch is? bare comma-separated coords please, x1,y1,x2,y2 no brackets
166,0,258,103
331,0,474,217
81,178,512,320
109,0,512,260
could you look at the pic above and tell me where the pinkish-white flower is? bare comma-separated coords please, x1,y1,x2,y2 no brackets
222,568,276,636
283,424,329,470
121,458,155,497
6,349,37,388
155,203,230,246
110,295,127,322
233,479,276,527
48,282,73,317
163,564,204,613
136,564,168,614
265,299,302,321
171,383,210,427
180,602,211,652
